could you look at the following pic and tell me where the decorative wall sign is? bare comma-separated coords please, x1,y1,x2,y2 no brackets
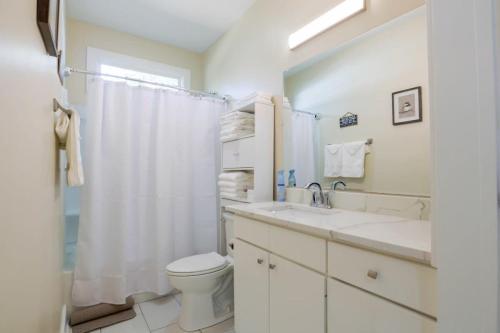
392,86,422,125
339,112,358,128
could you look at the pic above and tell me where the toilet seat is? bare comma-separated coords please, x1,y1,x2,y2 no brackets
167,252,229,277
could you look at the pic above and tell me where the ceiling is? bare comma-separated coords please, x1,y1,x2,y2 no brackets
67,0,256,53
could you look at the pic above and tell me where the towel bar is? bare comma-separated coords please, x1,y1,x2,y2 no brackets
53,98,72,116
328,139,373,145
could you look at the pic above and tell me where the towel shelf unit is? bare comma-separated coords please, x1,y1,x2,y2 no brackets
220,93,274,204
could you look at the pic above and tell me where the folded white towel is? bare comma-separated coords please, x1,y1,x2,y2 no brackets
55,109,84,186
219,187,248,194
219,172,253,182
221,126,254,137
220,192,247,199
218,180,252,189
341,141,368,178
221,130,254,142
221,118,255,127
221,111,255,121
324,144,343,177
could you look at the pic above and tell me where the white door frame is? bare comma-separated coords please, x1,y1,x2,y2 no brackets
427,0,499,331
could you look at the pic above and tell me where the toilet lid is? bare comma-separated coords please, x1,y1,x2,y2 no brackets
166,252,228,276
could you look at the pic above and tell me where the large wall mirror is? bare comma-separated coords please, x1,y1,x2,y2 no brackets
282,7,430,196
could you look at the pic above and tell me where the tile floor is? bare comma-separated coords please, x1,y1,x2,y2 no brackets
70,294,234,333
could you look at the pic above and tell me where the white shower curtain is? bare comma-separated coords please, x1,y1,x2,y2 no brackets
72,78,223,306
291,112,318,187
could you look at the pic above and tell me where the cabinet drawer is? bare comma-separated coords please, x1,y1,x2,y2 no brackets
222,137,255,169
234,216,269,249
328,278,436,333
328,242,437,317
268,224,326,272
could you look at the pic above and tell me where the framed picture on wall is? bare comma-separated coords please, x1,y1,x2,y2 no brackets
392,86,422,125
57,0,66,84
37,0,61,57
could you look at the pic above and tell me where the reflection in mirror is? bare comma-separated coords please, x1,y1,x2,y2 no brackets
283,7,430,196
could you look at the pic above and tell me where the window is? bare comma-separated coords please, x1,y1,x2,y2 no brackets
100,64,180,88
87,47,191,89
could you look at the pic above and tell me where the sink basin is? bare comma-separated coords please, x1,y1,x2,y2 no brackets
258,204,337,216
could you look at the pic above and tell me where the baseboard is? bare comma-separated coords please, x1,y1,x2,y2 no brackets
59,304,68,333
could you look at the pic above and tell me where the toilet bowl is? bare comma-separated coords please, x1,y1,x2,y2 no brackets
166,213,235,332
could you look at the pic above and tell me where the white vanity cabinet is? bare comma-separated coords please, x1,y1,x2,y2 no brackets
233,216,326,333
231,213,437,333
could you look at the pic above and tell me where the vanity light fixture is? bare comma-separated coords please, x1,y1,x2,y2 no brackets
288,0,366,50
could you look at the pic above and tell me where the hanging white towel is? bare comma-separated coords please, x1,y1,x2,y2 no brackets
341,141,368,178
55,109,84,186
324,144,343,177
55,112,70,146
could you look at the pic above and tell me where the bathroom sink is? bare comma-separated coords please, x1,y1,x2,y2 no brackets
258,203,337,216
254,203,364,230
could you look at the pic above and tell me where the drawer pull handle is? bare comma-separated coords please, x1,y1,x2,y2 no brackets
367,270,378,280
269,264,276,270
233,152,240,156
257,258,264,264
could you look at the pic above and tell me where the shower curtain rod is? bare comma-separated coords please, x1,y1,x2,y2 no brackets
293,109,321,120
65,67,229,101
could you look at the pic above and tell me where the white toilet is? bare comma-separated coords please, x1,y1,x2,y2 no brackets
166,214,235,332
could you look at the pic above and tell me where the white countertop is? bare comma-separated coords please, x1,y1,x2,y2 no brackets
226,202,433,265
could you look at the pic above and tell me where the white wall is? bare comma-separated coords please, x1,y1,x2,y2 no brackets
284,9,429,195
204,0,425,173
66,19,205,105
428,0,499,331
0,1,64,332
204,0,425,98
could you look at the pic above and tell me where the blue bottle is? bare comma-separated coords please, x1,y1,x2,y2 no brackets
277,170,286,202
288,169,296,188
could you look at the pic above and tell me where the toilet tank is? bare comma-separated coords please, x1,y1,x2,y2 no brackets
222,212,235,257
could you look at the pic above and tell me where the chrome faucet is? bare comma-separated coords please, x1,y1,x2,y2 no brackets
305,182,331,208
332,181,346,191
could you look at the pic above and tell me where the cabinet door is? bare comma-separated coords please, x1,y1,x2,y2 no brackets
269,254,325,333
234,239,269,333
328,278,436,333
222,136,255,169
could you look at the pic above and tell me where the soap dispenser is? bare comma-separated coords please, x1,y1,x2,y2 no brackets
288,169,296,188
277,170,286,202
